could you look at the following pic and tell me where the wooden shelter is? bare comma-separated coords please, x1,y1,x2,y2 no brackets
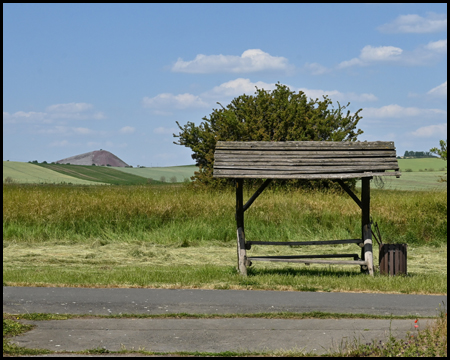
213,141,401,276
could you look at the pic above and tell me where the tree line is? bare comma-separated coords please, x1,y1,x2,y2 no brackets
403,151,437,158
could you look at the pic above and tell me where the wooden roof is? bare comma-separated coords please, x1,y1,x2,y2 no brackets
213,141,401,179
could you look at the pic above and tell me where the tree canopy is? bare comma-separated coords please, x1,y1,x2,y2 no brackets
430,139,447,162
173,83,364,188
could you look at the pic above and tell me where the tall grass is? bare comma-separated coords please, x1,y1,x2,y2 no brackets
3,183,446,246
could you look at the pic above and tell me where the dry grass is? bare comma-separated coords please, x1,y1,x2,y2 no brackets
3,242,447,294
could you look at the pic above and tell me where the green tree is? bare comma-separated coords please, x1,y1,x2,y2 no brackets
430,140,447,182
174,83,364,188
430,140,447,161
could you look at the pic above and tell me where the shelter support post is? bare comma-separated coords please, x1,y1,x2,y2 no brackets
361,177,374,275
236,179,247,276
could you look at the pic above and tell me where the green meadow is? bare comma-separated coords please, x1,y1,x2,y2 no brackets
397,157,447,172
3,182,447,294
2,161,104,185
114,164,197,183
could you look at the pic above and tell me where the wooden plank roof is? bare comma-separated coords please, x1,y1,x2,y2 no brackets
213,141,401,179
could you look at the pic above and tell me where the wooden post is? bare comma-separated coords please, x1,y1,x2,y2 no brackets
236,179,247,276
361,177,374,275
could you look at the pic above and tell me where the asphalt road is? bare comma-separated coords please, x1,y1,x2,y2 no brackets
4,287,447,355
3,286,446,316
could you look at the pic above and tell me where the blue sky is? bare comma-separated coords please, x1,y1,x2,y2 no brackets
3,3,447,166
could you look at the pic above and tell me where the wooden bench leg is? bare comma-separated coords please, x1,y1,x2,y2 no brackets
236,179,247,276
361,177,374,276
237,227,247,276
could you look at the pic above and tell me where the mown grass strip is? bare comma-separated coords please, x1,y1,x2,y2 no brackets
4,311,431,321
3,241,447,294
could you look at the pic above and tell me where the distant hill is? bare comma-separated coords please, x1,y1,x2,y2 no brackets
56,150,129,167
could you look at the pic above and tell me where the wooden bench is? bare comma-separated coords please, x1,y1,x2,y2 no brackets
213,141,401,276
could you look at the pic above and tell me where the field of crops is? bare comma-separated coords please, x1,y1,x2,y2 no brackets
36,163,152,185
397,157,446,172
3,158,447,190
114,165,197,183
2,161,105,185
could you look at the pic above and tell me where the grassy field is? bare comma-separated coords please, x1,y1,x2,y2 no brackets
37,163,154,185
114,164,197,183
3,183,447,294
356,171,447,191
397,157,447,172
2,161,105,185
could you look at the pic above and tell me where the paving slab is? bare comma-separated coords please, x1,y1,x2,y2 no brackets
4,287,446,356
3,286,447,316
11,318,433,355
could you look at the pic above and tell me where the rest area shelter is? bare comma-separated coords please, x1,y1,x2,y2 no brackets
213,141,401,276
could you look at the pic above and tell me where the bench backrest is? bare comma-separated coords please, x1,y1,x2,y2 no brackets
213,141,401,179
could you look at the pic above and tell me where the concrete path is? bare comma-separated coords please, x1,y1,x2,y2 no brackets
4,287,446,356
11,318,435,355
3,286,446,316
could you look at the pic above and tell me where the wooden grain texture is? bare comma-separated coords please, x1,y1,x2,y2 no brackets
247,257,368,266
246,239,362,246
213,141,400,179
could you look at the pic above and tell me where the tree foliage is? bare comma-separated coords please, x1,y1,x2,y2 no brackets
173,83,364,189
430,140,447,161
430,139,447,182
403,150,435,158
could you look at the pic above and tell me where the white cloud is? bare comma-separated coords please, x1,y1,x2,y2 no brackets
424,39,447,54
297,88,377,102
142,93,208,109
171,49,292,74
37,126,69,134
338,45,403,68
144,79,378,114
377,13,447,34
3,102,105,124
46,102,93,113
73,127,95,135
427,81,447,97
119,126,136,134
38,126,98,136
338,41,446,68
3,111,49,124
360,45,403,61
362,104,446,118
205,78,276,98
303,62,331,75
410,123,447,137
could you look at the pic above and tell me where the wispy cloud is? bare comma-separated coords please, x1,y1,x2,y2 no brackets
142,93,208,110
409,123,447,137
119,126,136,134
362,104,446,118
424,39,447,54
338,45,403,68
427,81,447,97
143,79,378,114
338,40,446,68
3,102,105,124
171,49,293,74
3,111,49,124
377,13,447,34
303,62,331,75
204,78,276,98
